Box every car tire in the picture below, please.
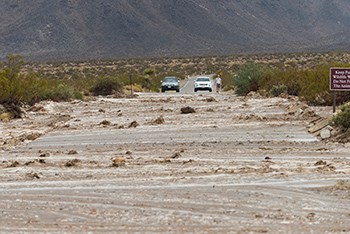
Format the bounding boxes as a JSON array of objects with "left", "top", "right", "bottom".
[
  {"left": 176, "top": 89, "right": 180, "bottom": 93},
  {"left": 194, "top": 89, "right": 197, "bottom": 92},
  {"left": 209, "top": 89, "right": 212, "bottom": 92},
  {"left": 161, "top": 89, "right": 165, "bottom": 93}
]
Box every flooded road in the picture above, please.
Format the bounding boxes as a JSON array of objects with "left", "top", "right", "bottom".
[{"left": 0, "top": 92, "right": 350, "bottom": 233}]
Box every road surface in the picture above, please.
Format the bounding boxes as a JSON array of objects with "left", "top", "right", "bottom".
[{"left": 0, "top": 92, "right": 349, "bottom": 233}]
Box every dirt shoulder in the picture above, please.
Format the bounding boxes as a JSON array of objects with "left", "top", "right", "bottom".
[{"left": 0, "top": 92, "right": 350, "bottom": 233}]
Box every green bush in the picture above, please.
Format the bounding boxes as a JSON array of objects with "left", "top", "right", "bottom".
[
  {"left": 218, "top": 70, "right": 235, "bottom": 91},
  {"left": 42, "top": 84, "right": 81, "bottom": 102},
  {"left": 0, "top": 55, "right": 50, "bottom": 105},
  {"left": 259, "top": 68, "right": 303, "bottom": 96},
  {"left": 332, "top": 103, "right": 350, "bottom": 131},
  {"left": 233, "top": 63, "right": 264, "bottom": 96},
  {"left": 90, "top": 76, "right": 122, "bottom": 96},
  {"left": 259, "top": 64, "right": 350, "bottom": 105},
  {"left": 298, "top": 65, "right": 330, "bottom": 105},
  {"left": 0, "top": 54, "right": 89, "bottom": 108}
]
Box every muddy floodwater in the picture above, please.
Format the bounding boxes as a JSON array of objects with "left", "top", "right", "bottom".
[{"left": 0, "top": 92, "right": 350, "bottom": 233}]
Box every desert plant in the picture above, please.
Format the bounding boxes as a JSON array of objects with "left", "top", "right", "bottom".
[
  {"left": 90, "top": 76, "right": 122, "bottom": 96},
  {"left": 143, "top": 68, "right": 156, "bottom": 76},
  {"left": 298, "top": 65, "right": 330, "bottom": 105},
  {"left": 218, "top": 70, "right": 235, "bottom": 91},
  {"left": 0, "top": 55, "right": 50, "bottom": 105},
  {"left": 259, "top": 63, "right": 350, "bottom": 105},
  {"left": 43, "top": 84, "right": 81, "bottom": 102},
  {"left": 233, "top": 63, "right": 265, "bottom": 96},
  {"left": 259, "top": 68, "right": 302, "bottom": 96},
  {"left": 332, "top": 103, "right": 350, "bottom": 131}
]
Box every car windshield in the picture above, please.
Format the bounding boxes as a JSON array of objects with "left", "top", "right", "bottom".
[
  {"left": 196, "top": 77, "right": 210, "bottom": 82},
  {"left": 163, "top": 77, "right": 177, "bottom": 82}
]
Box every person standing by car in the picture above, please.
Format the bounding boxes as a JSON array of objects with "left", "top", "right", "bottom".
[{"left": 215, "top": 76, "right": 222, "bottom": 93}]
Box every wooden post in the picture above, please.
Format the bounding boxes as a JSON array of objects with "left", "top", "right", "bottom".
[
  {"left": 129, "top": 74, "right": 133, "bottom": 95},
  {"left": 333, "top": 91, "right": 336, "bottom": 113}
]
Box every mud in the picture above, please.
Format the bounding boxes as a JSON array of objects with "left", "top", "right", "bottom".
[{"left": 0, "top": 92, "right": 350, "bottom": 233}]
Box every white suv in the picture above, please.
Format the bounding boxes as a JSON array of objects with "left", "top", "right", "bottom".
[{"left": 194, "top": 76, "right": 212, "bottom": 92}]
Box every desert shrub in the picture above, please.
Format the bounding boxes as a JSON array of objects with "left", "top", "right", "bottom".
[
  {"left": 218, "top": 70, "right": 235, "bottom": 91},
  {"left": 64, "top": 76, "right": 95, "bottom": 95},
  {"left": 42, "top": 84, "right": 82, "bottom": 102},
  {"left": 124, "top": 83, "right": 144, "bottom": 93},
  {"left": 259, "top": 68, "right": 303, "bottom": 96},
  {"left": 332, "top": 103, "right": 350, "bottom": 131},
  {"left": 270, "top": 84, "right": 288, "bottom": 97},
  {"left": 140, "top": 76, "right": 152, "bottom": 91},
  {"left": 0, "top": 55, "right": 50, "bottom": 105},
  {"left": 233, "top": 63, "right": 265, "bottom": 96},
  {"left": 298, "top": 65, "right": 330, "bottom": 105},
  {"left": 90, "top": 76, "right": 122, "bottom": 96},
  {"left": 143, "top": 68, "right": 156, "bottom": 76},
  {"left": 259, "top": 64, "right": 350, "bottom": 105}
]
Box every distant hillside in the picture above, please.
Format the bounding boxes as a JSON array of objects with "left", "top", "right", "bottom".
[{"left": 1, "top": 0, "right": 350, "bottom": 61}]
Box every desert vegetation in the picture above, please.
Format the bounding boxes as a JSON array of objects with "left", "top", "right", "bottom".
[
  {"left": 332, "top": 103, "right": 350, "bottom": 131},
  {"left": 22, "top": 51, "right": 350, "bottom": 104},
  {"left": 0, "top": 55, "right": 84, "bottom": 114},
  {"left": 2, "top": 51, "right": 350, "bottom": 119},
  {"left": 234, "top": 62, "right": 350, "bottom": 106}
]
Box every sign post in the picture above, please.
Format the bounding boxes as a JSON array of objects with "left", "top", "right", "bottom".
[
  {"left": 330, "top": 68, "right": 350, "bottom": 113},
  {"left": 129, "top": 74, "right": 133, "bottom": 95}
]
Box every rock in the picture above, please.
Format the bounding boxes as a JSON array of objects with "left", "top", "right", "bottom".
[
  {"left": 39, "top": 153, "right": 50, "bottom": 157},
  {"left": 112, "top": 156, "right": 125, "bottom": 167},
  {"left": 181, "top": 106, "right": 195, "bottom": 114},
  {"left": 171, "top": 152, "right": 181, "bottom": 159},
  {"left": 320, "top": 126, "right": 332, "bottom": 139},
  {"left": 151, "top": 115, "right": 165, "bottom": 125},
  {"left": 315, "top": 160, "right": 327, "bottom": 166},
  {"left": 206, "top": 97, "right": 216, "bottom": 102},
  {"left": 65, "top": 159, "right": 81, "bottom": 167},
  {"left": 68, "top": 150, "right": 78, "bottom": 155},
  {"left": 26, "top": 172, "right": 41, "bottom": 179},
  {"left": 99, "top": 120, "right": 111, "bottom": 126},
  {"left": 128, "top": 121, "right": 139, "bottom": 128},
  {"left": 295, "top": 108, "right": 304, "bottom": 116},
  {"left": 38, "top": 159, "right": 46, "bottom": 164},
  {"left": 8, "top": 161, "right": 20, "bottom": 168}
]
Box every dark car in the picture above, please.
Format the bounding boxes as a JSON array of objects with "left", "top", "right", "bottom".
[{"left": 161, "top": 76, "right": 180, "bottom": 92}]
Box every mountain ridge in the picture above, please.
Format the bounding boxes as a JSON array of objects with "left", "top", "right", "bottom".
[{"left": 1, "top": 0, "right": 350, "bottom": 61}]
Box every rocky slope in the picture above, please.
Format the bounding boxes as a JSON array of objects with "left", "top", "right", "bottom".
[{"left": 1, "top": 0, "right": 350, "bottom": 60}]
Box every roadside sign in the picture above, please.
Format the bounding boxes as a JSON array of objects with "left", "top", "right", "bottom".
[
  {"left": 330, "top": 68, "right": 350, "bottom": 91},
  {"left": 330, "top": 68, "right": 350, "bottom": 113}
]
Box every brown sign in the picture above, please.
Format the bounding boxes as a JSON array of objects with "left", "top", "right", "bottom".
[{"left": 330, "top": 68, "right": 350, "bottom": 91}]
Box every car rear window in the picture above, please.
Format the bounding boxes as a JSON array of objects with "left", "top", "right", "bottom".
[
  {"left": 196, "top": 78, "right": 210, "bottom": 82},
  {"left": 163, "top": 77, "right": 177, "bottom": 82}
]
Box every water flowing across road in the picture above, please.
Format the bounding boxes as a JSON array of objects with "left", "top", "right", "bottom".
[{"left": 0, "top": 92, "right": 349, "bottom": 233}]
